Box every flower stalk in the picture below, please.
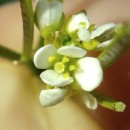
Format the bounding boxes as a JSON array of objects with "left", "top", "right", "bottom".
[
  {"left": 0, "top": 45, "right": 20, "bottom": 60},
  {"left": 19, "top": 0, "right": 34, "bottom": 61},
  {"left": 92, "top": 92, "right": 126, "bottom": 112}
]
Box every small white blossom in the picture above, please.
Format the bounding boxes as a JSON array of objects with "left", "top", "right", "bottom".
[
  {"left": 35, "top": 0, "right": 62, "bottom": 31},
  {"left": 67, "top": 12, "right": 89, "bottom": 33},
  {"left": 34, "top": 44, "right": 103, "bottom": 107},
  {"left": 66, "top": 12, "right": 115, "bottom": 48}
]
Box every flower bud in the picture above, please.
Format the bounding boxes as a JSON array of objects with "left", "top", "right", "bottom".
[
  {"left": 66, "top": 11, "right": 89, "bottom": 35},
  {"left": 35, "top": 0, "right": 64, "bottom": 38}
]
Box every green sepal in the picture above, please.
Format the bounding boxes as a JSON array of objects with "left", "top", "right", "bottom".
[
  {"left": 41, "top": 26, "right": 54, "bottom": 39},
  {"left": 34, "top": 10, "right": 39, "bottom": 29},
  {"left": 69, "top": 30, "right": 79, "bottom": 40},
  {"left": 95, "top": 28, "right": 115, "bottom": 43},
  {"left": 35, "top": 12, "right": 65, "bottom": 39},
  {"left": 88, "top": 24, "right": 95, "bottom": 32},
  {"left": 44, "top": 31, "right": 70, "bottom": 48},
  {"left": 55, "top": 32, "right": 70, "bottom": 47},
  {"left": 98, "top": 23, "right": 130, "bottom": 69},
  {"left": 92, "top": 92, "right": 126, "bottom": 112},
  {"left": 56, "top": 13, "right": 65, "bottom": 30}
]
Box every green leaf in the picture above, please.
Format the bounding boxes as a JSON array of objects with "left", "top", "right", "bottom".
[
  {"left": 19, "top": 0, "right": 34, "bottom": 61},
  {"left": 92, "top": 92, "right": 126, "bottom": 112},
  {"left": 98, "top": 23, "right": 130, "bottom": 69},
  {"left": 0, "top": 45, "right": 20, "bottom": 60}
]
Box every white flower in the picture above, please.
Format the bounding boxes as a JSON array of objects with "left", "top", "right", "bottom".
[
  {"left": 66, "top": 12, "right": 115, "bottom": 48},
  {"left": 34, "top": 44, "right": 103, "bottom": 107},
  {"left": 35, "top": 0, "right": 62, "bottom": 31},
  {"left": 34, "top": 44, "right": 103, "bottom": 90},
  {"left": 67, "top": 12, "right": 89, "bottom": 33}
]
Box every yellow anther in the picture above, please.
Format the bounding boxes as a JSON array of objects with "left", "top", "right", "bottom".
[
  {"left": 63, "top": 73, "right": 69, "bottom": 79},
  {"left": 54, "top": 62, "right": 65, "bottom": 73},
  {"left": 69, "top": 65, "right": 76, "bottom": 71},
  {"left": 62, "top": 56, "right": 70, "bottom": 63},
  {"left": 48, "top": 56, "right": 56, "bottom": 62}
]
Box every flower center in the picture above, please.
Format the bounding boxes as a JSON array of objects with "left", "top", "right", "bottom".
[
  {"left": 54, "top": 62, "right": 65, "bottom": 73},
  {"left": 48, "top": 55, "right": 77, "bottom": 78},
  {"left": 62, "top": 56, "right": 70, "bottom": 63},
  {"left": 69, "top": 65, "right": 76, "bottom": 71}
]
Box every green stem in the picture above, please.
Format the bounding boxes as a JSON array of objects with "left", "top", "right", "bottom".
[
  {"left": 0, "top": 45, "right": 21, "bottom": 60},
  {"left": 0, "top": 45, "right": 41, "bottom": 76},
  {"left": 19, "top": 0, "right": 34, "bottom": 61},
  {"left": 92, "top": 92, "right": 126, "bottom": 112}
]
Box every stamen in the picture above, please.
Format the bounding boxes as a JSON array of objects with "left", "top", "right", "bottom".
[
  {"left": 48, "top": 56, "right": 56, "bottom": 62},
  {"left": 54, "top": 62, "right": 65, "bottom": 73},
  {"left": 63, "top": 72, "right": 69, "bottom": 79},
  {"left": 62, "top": 56, "right": 70, "bottom": 63},
  {"left": 69, "top": 65, "right": 76, "bottom": 71}
]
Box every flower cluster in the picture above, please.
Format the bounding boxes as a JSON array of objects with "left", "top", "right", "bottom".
[
  {"left": 34, "top": 0, "right": 116, "bottom": 109},
  {"left": 66, "top": 11, "right": 115, "bottom": 50},
  {"left": 34, "top": 44, "right": 103, "bottom": 109}
]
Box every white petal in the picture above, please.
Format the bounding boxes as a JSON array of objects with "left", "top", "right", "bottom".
[
  {"left": 39, "top": 89, "right": 67, "bottom": 107},
  {"left": 67, "top": 13, "right": 89, "bottom": 33},
  {"left": 90, "top": 23, "right": 115, "bottom": 39},
  {"left": 40, "top": 70, "right": 73, "bottom": 87},
  {"left": 82, "top": 92, "right": 97, "bottom": 109},
  {"left": 33, "top": 44, "right": 56, "bottom": 69},
  {"left": 57, "top": 46, "right": 87, "bottom": 58},
  {"left": 97, "top": 39, "right": 113, "bottom": 48},
  {"left": 75, "top": 57, "right": 103, "bottom": 91},
  {"left": 77, "top": 28, "right": 91, "bottom": 42},
  {"left": 36, "top": 0, "right": 62, "bottom": 29}
]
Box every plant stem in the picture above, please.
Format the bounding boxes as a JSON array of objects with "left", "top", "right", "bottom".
[
  {"left": 92, "top": 92, "right": 126, "bottom": 112},
  {"left": 19, "top": 0, "right": 34, "bottom": 61},
  {"left": 0, "top": 45, "right": 21, "bottom": 60}
]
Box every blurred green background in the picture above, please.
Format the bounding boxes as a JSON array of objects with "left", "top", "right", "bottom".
[{"left": 0, "top": 0, "right": 16, "bottom": 5}]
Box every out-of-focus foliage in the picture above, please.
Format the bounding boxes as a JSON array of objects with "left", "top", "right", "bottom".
[{"left": 0, "top": 0, "right": 16, "bottom": 5}]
